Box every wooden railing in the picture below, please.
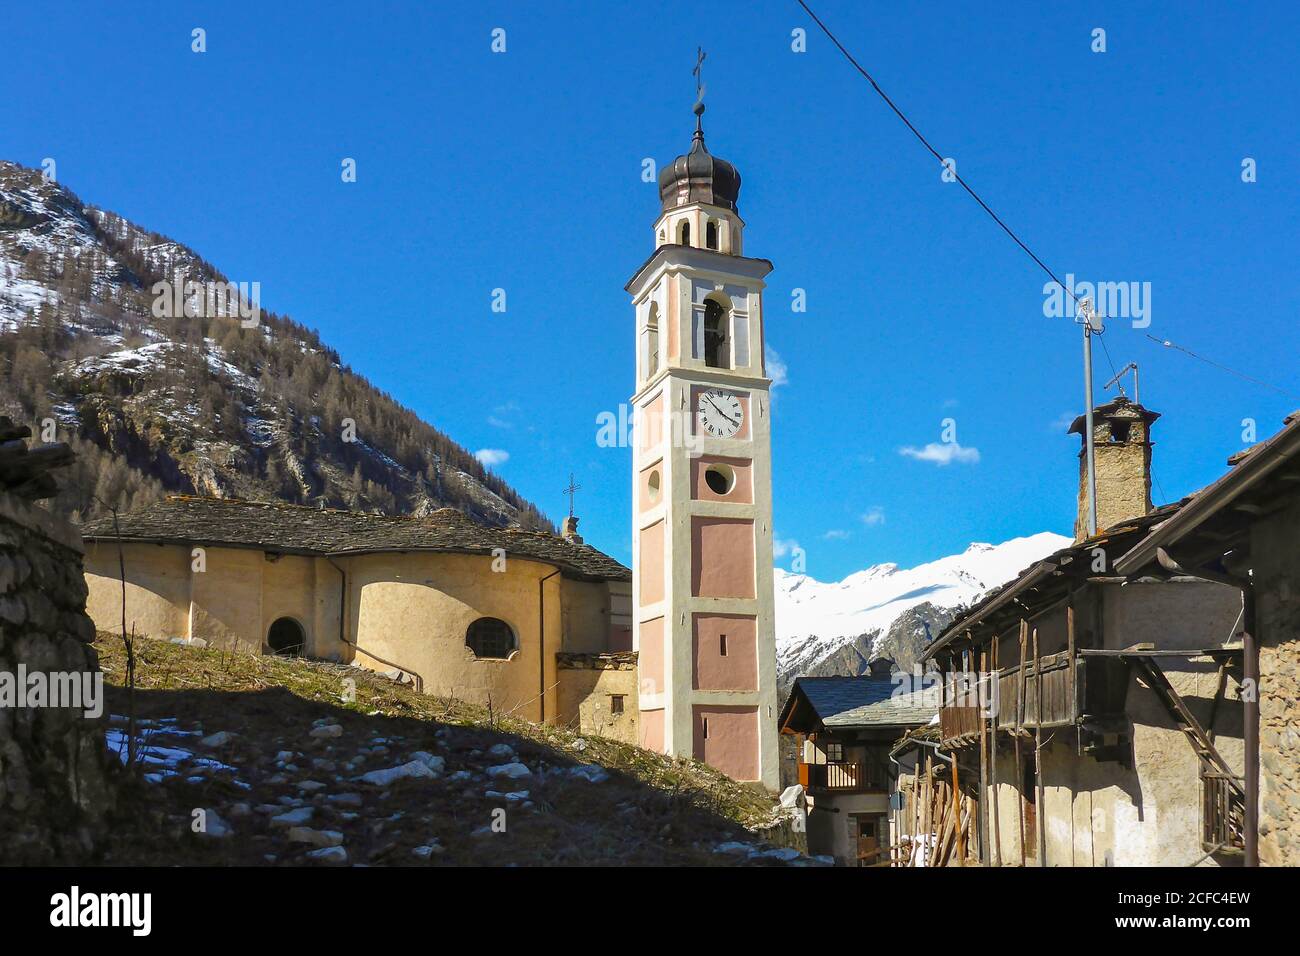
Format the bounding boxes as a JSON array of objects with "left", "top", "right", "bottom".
[
  {"left": 800, "top": 761, "right": 882, "bottom": 793},
  {"left": 1202, "top": 772, "right": 1246, "bottom": 853}
]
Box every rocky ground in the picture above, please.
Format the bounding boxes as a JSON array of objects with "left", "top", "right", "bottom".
[{"left": 92, "top": 635, "right": 813, "bottom": 867}]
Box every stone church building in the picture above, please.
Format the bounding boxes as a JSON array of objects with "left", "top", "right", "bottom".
[
  {"left": 79, "top": 104, "right": 783, "bottom": 790},
  {"left": 81, "top": 497, "right": 639, "bottom": 744}
]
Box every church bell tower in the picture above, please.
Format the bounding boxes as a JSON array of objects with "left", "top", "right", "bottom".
[{"left": 626, "top": 96, "right": 780, "bottom": 790}]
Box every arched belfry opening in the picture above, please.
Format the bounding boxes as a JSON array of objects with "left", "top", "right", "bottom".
[
  {"left": 678, "top": 220, "right": 691, "bottom": 246},
  {"left": 267, "top": 617, "right": 306, "bottom": 656},
  {"left": 703, "top": 299, "right": 728, "bottom": 369},
  {"left": 705, "top": 220, "right": 718, "bottom": 250}
]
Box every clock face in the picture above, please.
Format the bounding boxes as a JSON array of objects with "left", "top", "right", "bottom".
[{"left": 698, "top": 388, "right": 744, "bottom": 439}]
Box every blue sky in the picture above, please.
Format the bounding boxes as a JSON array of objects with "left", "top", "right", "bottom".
[{"left": 5, "top": 1, "right": 1298, "bottom": 580}]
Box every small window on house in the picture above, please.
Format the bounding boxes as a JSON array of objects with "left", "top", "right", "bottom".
[
  {"left": 610, "top": 694, "right": 625, "bottom": 715},
  {"left": 703, "top": 299, "right": 728, "bottom": 369},
  {"left": 706, "top": 221, "right": 718, "bottom": 249},
  {"left": 719, "top": 633, "right": 728, "bottom": 656},
  {"left": 678, "top": 220, "right": 691, "bottom": 246},
  {"left": 267, "top": 617, "right": 306, "bottom": 656},
  {"left": 466, "top": 617, "right": 517, "bottom": 659},
  {"left": 825, "top": 742, "right": 844, "bottom": 763}
]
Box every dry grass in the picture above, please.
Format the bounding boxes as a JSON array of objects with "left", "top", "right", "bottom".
[{"left": 92, "top": 634, "right": 783, "bottom": 867}]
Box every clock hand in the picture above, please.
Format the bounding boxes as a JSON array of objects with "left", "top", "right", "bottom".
[{"left": 706, "top": 397, "right": 739, "bottom": 425}]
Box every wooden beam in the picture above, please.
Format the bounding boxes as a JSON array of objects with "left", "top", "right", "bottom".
[
  {"left": 991, "top": 634, "right": 1002, "bottom": 867},
  {"left": 1034, "top": 625, "right": 1046, "bottom": 867}
]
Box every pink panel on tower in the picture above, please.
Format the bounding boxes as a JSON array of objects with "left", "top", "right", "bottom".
[
  {"left": 691, "top": 517, "right": 755, "bottom": 598},
  {"left": 692, "top": 705, "right": 760, "bottom": 781},
  {"left": 692, "top": 614, "right": 757, "bottom": 691}
]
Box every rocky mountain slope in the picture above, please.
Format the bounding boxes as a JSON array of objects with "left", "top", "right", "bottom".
[
  {"left": 774, "top": 532, "right": 1071, "bottom": 695},
  {"left": 0, "top": 160, "right": 550, "bottom": 528}
]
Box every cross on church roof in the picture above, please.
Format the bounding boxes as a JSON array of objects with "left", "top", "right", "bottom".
[{"left": 562, "top": 472, "right": 581, "bottom": 518}]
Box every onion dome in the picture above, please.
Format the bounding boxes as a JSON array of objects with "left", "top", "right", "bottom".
[{"left": 658, "top": 103, "right": 741, "bottom": 213}]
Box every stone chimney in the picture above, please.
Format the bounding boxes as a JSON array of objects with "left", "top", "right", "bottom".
[
  {"left": 868, "top": 657, "right": 893, "bottom": 678},
  {"left": 1068, "top": 396, "right": 1160, "bottom": 541},
  {"left": 561, "top": 514, "right": 583, "bottom": 544}
]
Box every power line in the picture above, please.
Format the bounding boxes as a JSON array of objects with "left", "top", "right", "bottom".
[
  {"left": 795, "top": 0, "right": 1087, "bottom": 310},
  {"left": 1145, "top": 334, "right": 1300, "bottom": 403}
]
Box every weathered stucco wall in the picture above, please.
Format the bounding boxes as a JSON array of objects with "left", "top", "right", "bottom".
[
  {"left": 86, "top": 543, "right": 340, "bottom": 656},
  {"left": 556, "top": 652, "right": 639, "bottom": 744},
  {"left": 807, "top": 791, "right": 890, "bottom": 866},
  {"left": 1253, "top": 496, "right": 1300, "bottom": 865},
  {"left": 981, "top": 581, "right": 1245, "bottom": 866},
  {"left": 0, "top": 492, "right": 111, "bottom": 863},
  {"left": 84, "top": 542, "right": 623, "bottom": 729}
]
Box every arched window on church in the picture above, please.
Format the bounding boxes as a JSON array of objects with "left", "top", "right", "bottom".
[
  {"left": 703, "top": 299, "right": 728, "bottom": 369},
  {"left": 705, "top": 220, "right": 718, "bottom": 250},
  {"left": 466, "top": 617, "right": 517, "bottom": 660},
  {"left": 678, "top": 220, "right": 691, "bottom": 246},
  {"left": 267, "top": 617, "right": 306, "bottom": 656},
  {"left": 645, "top": 303, "right": 660, "bottom": 378}
]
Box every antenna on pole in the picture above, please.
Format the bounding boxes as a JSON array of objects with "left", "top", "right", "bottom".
[
  {"left": 1104, "top": 362, "right": 1140, "bottom": 405},
  {"left": 1077, "top": 297, "right": 1102, "bottom": 538}
]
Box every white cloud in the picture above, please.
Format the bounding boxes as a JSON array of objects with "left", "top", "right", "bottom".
[
  {"left": 773, "top": 537, "right": 800, "bottom": 558},
  {"left": 860, "top": 506, "right": 886, "bottom": 527},
  {"left": 474, "top": 448, "right": 510, "bottom": 467},
  {"left": 898, "top": 441, "right": 980, "bottom": 466},
  {"left": 1050, "top": 411, "right": 1076, "bottom": 433},
  {"left": 765, "top": 345, "right": 788, "bottom": 389},
  {"left": 822, "top": 529, "right": 850, "bottom": 541},
  {"left": 488, "top": 401, "right": 521, "bottom": 429}
]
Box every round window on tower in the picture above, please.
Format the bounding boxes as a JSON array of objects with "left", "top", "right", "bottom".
[{"left": 704, "top": 463, "right": 735, "bottom": 496}]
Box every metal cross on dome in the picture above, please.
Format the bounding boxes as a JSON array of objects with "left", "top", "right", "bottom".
[
  {"left": 562, "top": 472, "right": 581, "bottom": 518},
  {"left": 693, "top": 46, "right": 707, "bottom": 107}
]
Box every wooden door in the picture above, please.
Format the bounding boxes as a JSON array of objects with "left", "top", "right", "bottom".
[{"left": 851, "top": 813, "right": 886, "bottom": 866}]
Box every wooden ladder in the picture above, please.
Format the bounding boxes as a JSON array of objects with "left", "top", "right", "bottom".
[
  {"left": 1129, "top": 654, "right": 1246, "bottom": 853},
  {"left": 1129, "top": 656, "right": 1242, "bottom": 788}
]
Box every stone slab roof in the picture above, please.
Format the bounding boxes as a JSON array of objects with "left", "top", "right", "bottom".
[
  {"left": 788, "top": 676, "right": 937, "bottom": 731},
  {"left": 80, "top": 496, "right": 631, "bottom": 582}
]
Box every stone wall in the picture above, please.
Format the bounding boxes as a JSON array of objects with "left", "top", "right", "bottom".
[
  {"left": 0, "top": 491, "right": 112, "bottom": 863},
  {"left": 1253, "top": 495, "right": 1300, "bottom": 866},
  {"left": 555, "top": 651, "right": 640, "bottom": 745}
]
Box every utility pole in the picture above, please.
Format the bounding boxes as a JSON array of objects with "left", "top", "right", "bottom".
[{"left": 1079, "top": 297, "right": 1100, "bottom": 538}]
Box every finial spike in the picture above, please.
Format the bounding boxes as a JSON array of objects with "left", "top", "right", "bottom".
[{"left": 692, "top": 46, "right": 707, "bottom": 139}]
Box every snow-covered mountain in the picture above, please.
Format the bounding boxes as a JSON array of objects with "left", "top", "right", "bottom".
[{"left": 774, "top": 532, "right": 1071, "bottom": 693}]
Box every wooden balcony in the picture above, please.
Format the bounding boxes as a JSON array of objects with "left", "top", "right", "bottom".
[
  {"left": 798, "top": 761, "right": 884, "bottom": 794},
  {"left": 938, "top": 653, "right": 1131, "bottom": 746}
]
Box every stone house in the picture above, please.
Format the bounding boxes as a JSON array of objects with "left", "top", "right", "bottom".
[
  {"left": 778, "top": 666, "right": 935, "bottom": 865},
  {"left": 80, "top": 496, "right": 640, "bottom": 745},
  {"left": 1115, "top": 409, "right": 1300, "bottom": 865},
  {"left": 922, "top": 398, "right": 1251, "bottom": 866}
]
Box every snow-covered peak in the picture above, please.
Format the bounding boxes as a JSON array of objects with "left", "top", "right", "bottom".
[{"left": 775, "top": 531, "right": 1070, "bottom": 680}]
